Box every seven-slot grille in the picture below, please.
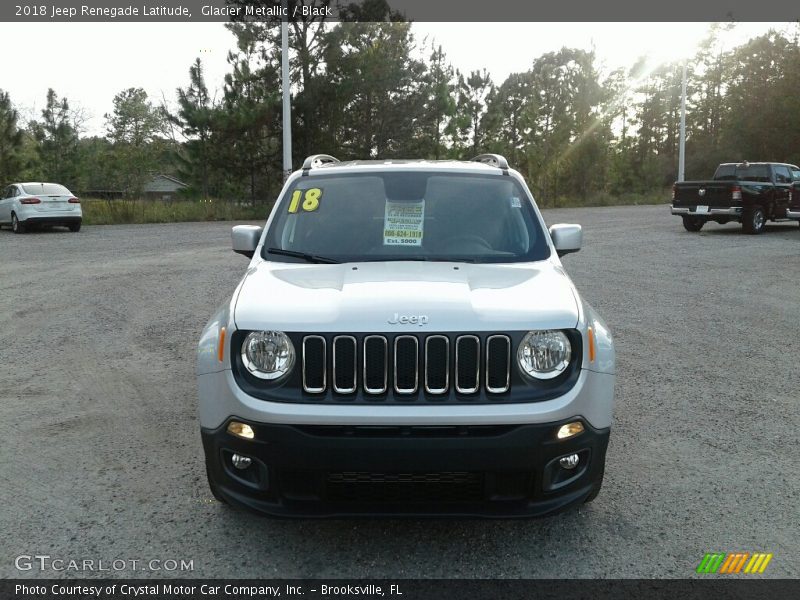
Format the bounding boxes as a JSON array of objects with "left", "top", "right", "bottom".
[{"left": 301, "top": 334, "right": 511, "bottom": 396}]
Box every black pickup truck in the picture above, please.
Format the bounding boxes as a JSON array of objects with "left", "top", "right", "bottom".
[{"left": 671, "top": 162, "right": 800, "bottom": 234}]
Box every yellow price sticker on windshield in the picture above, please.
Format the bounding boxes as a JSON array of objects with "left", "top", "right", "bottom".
[{"left": 288, "top": 188, "right": 322, "bottom": 213}]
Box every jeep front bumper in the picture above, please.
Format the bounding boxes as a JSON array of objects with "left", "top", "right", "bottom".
[{"left": 202, "top": 417, "right": 609, "bottom": 517}]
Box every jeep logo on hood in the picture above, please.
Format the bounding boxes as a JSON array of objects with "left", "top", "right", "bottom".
[{"left": 388, "top": 313, "right": 429, "bottom": 326}]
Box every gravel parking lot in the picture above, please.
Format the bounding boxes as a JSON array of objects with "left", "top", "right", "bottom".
[{"left": 1, "top": 204, "right": 798, "bottom": 579}]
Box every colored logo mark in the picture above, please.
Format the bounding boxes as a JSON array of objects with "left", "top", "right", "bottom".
[{"left": 696, "top": 552, "right": 773, "bottom": 574}]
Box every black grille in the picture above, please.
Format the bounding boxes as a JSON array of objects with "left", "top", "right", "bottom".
[
  {"left": 363, "top": 336, "right": 387, "bottom": 393},
  {"left": 332, "top": 336, "right": 357, "bottom": 393},
  {"left": 302, "top": 333, "right": 513, "bottom": 398},
  {"left": 486, "top": 335, "right": 511, "bottom": 392},
  {"left": 425, "top": 336, "right": 449, "bottom": 393},
  {"left": 326, "top": 472, "right": 485, "bottom": 503},
  {"left": 456, "top": 336, "right": 480, "bottom": 393},
  {"left": 302, "top": 336, "right": 326, "bottom": 393},
  {"left": 394, "top": 336, "right": 418, "bottom": 393},
  {"left": 292, "top": 424, "right": 520, "bottom": 437},
  {"left": 238, "top": 329, "right": 581, "bottom": 405}
]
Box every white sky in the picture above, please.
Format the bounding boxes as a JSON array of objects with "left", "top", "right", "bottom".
[{"left": 0, "top": 21, "right": 790, "bottom": 136}]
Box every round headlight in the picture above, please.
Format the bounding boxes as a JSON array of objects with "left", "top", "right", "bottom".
[
  {"left": 241, "top": 331, "right": 295, "bottom": 380},
  {"left": 517, "top": 330, "right": 572, "bottom": 380}
]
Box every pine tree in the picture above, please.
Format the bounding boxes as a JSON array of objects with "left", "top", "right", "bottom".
[
  {"left": 30, "top": 89, "right": 80, "bottom": 186},
  {"left": 0, "top": 90, "right": 24, "bottom": 184},
  {"left": 106, "top": 87, "right": 165, "bottom": 197}
]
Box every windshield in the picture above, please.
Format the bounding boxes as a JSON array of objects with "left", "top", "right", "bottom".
[
  {"left": 262, "top": 171, "right": 551, "bottom": 263},
  {"left": 21, "top": 183, "right": 72, "bottom": 195},
  {"left": 713, "top": 164, "right": 772, "bottom": 182}
]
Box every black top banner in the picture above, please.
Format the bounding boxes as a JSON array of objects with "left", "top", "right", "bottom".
[{"left": 2, "top": 0, "right": 800, "bottom": 22}]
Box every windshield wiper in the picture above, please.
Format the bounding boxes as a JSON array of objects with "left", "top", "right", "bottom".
[
  {"left": 266, "top": 248, "right": 340, "bottom": 264},
  {"left": 360, "top": 256, "right": 478, "bottom": 263}
]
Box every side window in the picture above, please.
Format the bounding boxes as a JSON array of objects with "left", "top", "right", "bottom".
[
  {"left": 773, "top": 166, "right": 792, "bottom": 184},
  {"left": 791, "top": 168, "right": 800, "bottom": 182}
]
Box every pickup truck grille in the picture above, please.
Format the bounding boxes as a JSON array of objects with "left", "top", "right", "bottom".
[{"left": 301, "top": 333, "right": 512, "bottom": 396}]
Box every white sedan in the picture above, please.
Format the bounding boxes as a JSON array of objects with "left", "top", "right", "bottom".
[{"left": 0, "top": 182, "right": 82, "bottom": 233}]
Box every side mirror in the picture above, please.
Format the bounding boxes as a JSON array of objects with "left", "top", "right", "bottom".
[
  {"left": 232, "top": 225, "right": 263, "bottom": 258},
  {"left": 549, "top": 224, "right": 582, "bottom": 257}
]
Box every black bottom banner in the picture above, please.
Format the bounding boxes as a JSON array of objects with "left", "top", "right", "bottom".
[{"left": 2, "top": 580, "right": 799, "bottom": 600}]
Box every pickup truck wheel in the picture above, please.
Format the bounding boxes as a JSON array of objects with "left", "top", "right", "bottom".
[
  {"left": 682, "top": 216, "right": 705, "bottom": 232},
  {"left": 743, "top": 208, "right": 766, "bottom": 234}
]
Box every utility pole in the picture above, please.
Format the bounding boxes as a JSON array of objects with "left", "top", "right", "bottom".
[
  {"left": 678, "top": 61, "right": 687, "bottom": 182},
  {"left": 281, "top": 0, "right": 292, "bottom": 181}
]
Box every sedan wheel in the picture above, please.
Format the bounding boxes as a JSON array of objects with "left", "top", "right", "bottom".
[{"left": 11, "top": 213, "right": 25, "bottom": 234}]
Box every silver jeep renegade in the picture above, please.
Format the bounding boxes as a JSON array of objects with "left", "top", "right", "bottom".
[{"left": 197, "top": 154, "right": 614, "bottom": 517}]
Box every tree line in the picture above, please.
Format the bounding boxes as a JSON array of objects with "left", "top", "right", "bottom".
[{"left": 1, "top": 4, "right": 799, "bottom": 207}]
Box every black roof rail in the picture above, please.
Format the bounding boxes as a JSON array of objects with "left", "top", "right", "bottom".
[
  {"left": 302, "top": 154, "right": 340, "bottom": 172},
  {"left": 471, "top": 154, "right": 509, "bottom": 170}
]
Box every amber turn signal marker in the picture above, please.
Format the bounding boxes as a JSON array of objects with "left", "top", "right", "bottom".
[
  {"left": 556, "top": 421, "right": 585, "bottom": 440},
  {"left": 587, "top": 327, "right": 596, "bottom": 363},
  {"left": 227, "top": 421, "right": 255, "bottom": 440},
  {"left": 218, "top": 327, "right": 226, "bottom": 362}
]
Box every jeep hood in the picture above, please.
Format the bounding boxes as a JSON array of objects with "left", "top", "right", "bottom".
[{"left": 233, "top": 261, "right": 580, "bottom": 332}]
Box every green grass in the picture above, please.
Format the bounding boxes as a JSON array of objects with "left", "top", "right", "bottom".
[
  {"left": 80, "top": 199, "right": 269, "bottom": 226},
  {"left": 540, "top": 189, "right": 671, "bottom": 209}
]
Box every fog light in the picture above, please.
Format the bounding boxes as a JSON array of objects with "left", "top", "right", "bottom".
[
  {"left": 231, "top": 454, "right": 252, "bottom": 470},
  {"left": 556, "top": 421, "right": 584, "bottom": 440},
  {"left": 227, "top": 421, "right": 255, "bottom": 440},
  {"left": 559, "top": 453, "right": 580, "bottom": 470}
]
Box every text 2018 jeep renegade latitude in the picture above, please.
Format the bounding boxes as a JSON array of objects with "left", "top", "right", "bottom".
[{"left": 197, "top": 154, "right": 615, "bottom": 517}]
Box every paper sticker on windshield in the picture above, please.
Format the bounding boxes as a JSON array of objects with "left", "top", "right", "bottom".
[
  {"left": 288, "top": 188, "right": 322, "bottom": 213},
  {"left": 510, "top": 196, "right": 522, "bottom": 208},
  {"left": 383, "top": 200, "right": 425, "bottom": 246}
]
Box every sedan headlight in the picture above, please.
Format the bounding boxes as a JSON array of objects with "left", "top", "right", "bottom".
[
  {"left": 517, "top": 330, "right": 572, "bottom": 380},
  {"left": 241, "top": 331, "right": 295, "bottom": 380}
]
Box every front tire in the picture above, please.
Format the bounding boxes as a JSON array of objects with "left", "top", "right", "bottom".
[
  {"left": 11, "top": 213, "right": 25, "bottom": 234},
  {"left": 584, "top": 464, "right": 605, "bottom": 504},
  {"left": 743, "top": 208, "right": 766, "bottom": 234},
  {"left": 682, "top": 216, "right": 705, "bottom": 232},
  {"left": 68, "top": 221, "right": 81, "bottom": 232},
  {"left": 206, "top": 463, "right": 228, "bottom": 505}
]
